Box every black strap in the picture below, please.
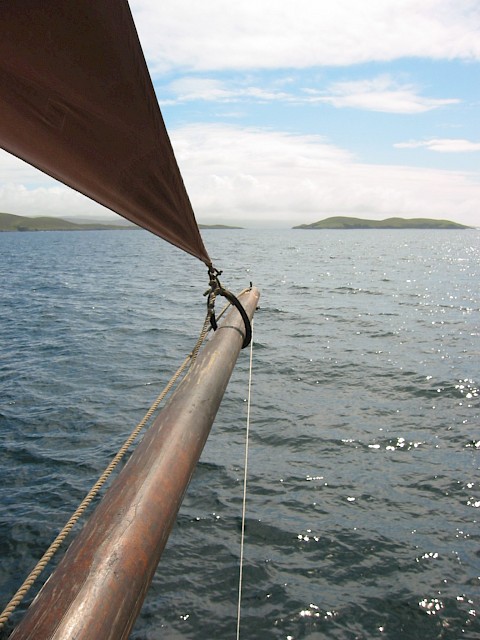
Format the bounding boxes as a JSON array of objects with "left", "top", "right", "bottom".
[{"left": 206, "top": 269, "right": 252, "bottom": 349}]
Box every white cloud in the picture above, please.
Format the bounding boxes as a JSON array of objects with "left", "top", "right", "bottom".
[
  {"left": 306, "top": 76, "right": 459, "bottom": 113},
  {"left": 162, "top": 77, "right": 235, "bottom": 103},
  {"left": 161, "top": 77, "right": 291, "bottom": 105},
  {"left": 395, "top": 138, "right": 480, "bottom": 152},
  {"left": 161, "top": 74, "right": 458, "bottom": 115},
  {"left": 131, "top": 0, "right": 480, "bottom": 72},
  {"left": 2, "top": 127, "right": 479, "bottom": 228},
  {"left": 168, "top": 124, "right": 480, "bottom": 227},
  {"left": 0, "top": 151, "right": 53, "bottom": 187},
  {"left": 0, "top": 151, "right": 116, "bottom": 219}
]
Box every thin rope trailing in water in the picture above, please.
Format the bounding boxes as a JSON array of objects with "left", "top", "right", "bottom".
[{"left": 236, "top": 318, "right": 254, "bottom": 640}]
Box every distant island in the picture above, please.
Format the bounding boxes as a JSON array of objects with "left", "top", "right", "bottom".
[
  {"left": 0, "top": 212, "right": 243, "bottom": 232},
  {"left": 198, "top": 223, "right": 243, "bottom": 229},
  {"left": 0, "top": 212, "right": 134, "bottom": 232},
  {"left": 293, "top": 216, "right": 471, "bottom": 230}
]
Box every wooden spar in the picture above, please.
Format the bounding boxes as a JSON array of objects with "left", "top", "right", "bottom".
[{"left": 10, "top": 287, "right": 260, "bottom": 640}]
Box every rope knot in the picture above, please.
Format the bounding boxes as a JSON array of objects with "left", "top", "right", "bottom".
[{"left": 205, "top": 266, "right": 252, "bottom": 348}]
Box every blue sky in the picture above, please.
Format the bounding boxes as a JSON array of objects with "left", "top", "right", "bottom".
[{"left": 1, "top": 0, "right": 479, "bottom": 228}]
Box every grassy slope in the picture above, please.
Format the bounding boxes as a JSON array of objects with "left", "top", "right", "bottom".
[
  {"left": 293, "top": 216, "right": 470, "bottom": 229},
  {"left": 0, "top": 213, "right": 242, "bottom": 232},
  {"left": 0, "top": 212, "right": 133, "bottom": 231}
]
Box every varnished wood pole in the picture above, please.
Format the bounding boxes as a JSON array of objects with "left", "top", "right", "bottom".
[{"left": 10, "top": 287, "right": 260, "bottom": 640}]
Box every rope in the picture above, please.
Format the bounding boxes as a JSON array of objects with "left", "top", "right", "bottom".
[
  {"left": 0, "top": 285, "right": 253, "bottom": 630},
  {"left": 236, "top": 318, "right": 254, "bottom": 640},
  {"left": 0, "top": 354, "right": 191, "bottom": 630},
  {"left": 0, "top": 299, "right": 218, "bottom": 630}
]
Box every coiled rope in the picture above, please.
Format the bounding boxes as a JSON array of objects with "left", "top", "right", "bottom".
[{"left": 0, "top": 285, "right": 252, "bottom": 631}]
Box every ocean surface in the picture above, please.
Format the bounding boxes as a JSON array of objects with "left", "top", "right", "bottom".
[{"left": 0, "top": 228, "right": 479, "bottom": 639}]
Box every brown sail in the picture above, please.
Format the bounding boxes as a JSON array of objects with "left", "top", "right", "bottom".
[{"left": 0, "top": 0, "right": 211, "bottom": 265}]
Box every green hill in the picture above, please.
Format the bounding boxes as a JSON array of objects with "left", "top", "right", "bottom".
[
  {"left": 0, "top": 212, "right": 134, "bottom": 232},
  {"left": 0, "top": 212, "right": 243, "bottom": 232},
  {"left": 293, "top": 216, "right": 470, "bottom": 230}
]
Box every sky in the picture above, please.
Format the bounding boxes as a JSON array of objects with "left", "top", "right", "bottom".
[{"left": 1, "top": 0, "right": 480, "bottom": 228}]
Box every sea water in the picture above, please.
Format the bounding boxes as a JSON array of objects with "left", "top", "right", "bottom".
[{"left": 0, "top": 228, "right": 479, "bottom": 639}]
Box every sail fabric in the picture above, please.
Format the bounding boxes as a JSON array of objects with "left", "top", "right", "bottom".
[{"left": 0, "top": 0, "right": 211, "bottom": 265}]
